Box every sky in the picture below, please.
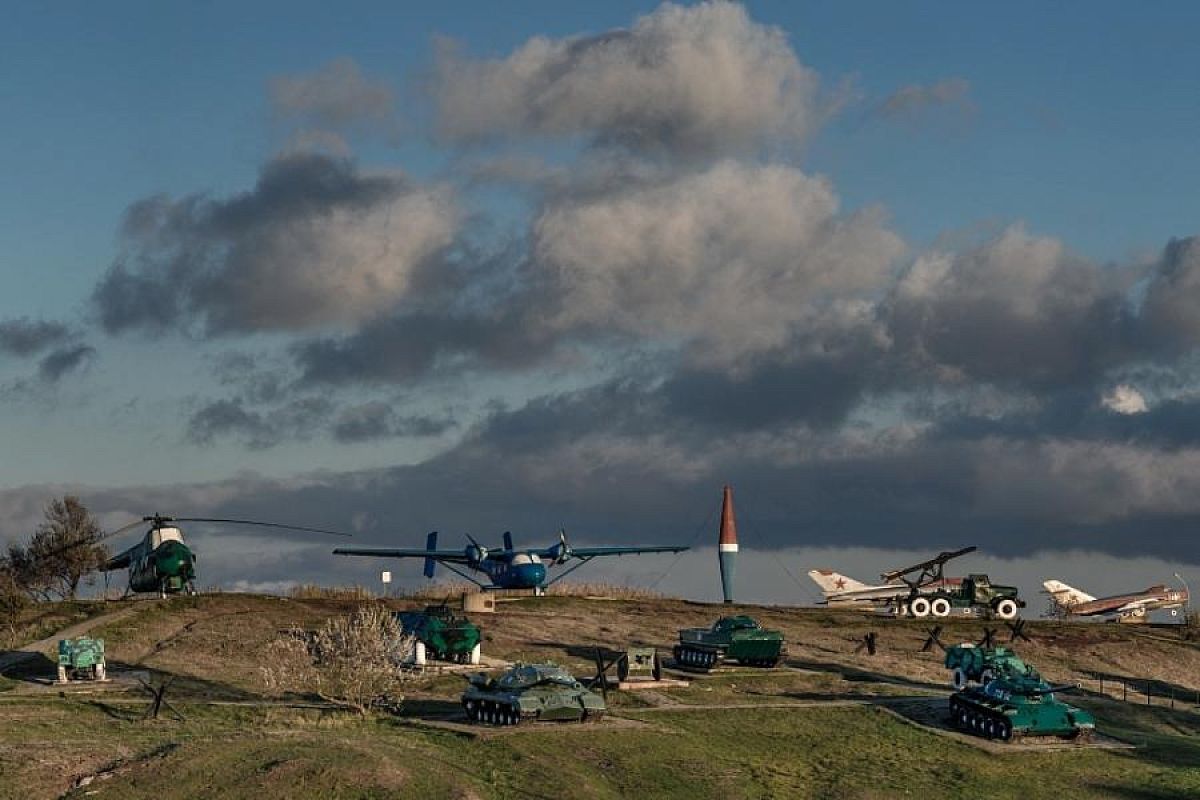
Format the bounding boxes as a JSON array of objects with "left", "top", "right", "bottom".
[{"left": 2, "top": 2, "right": 1200, "bottom": 604}]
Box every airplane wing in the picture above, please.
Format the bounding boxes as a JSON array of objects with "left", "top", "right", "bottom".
[
  {"left": 332, "top": 548, "right": 471, "bottom": 564},
  {"left": 564, "top": 545, "right": 689, "bottom": 558}
]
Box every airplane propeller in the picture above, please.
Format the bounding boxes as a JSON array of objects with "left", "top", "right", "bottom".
[
  {"left": 549, "top": 529, "right": 572, "bottom": 565},
  {"left": 464, "top": 534, "right": 489, "bottom": 565}
]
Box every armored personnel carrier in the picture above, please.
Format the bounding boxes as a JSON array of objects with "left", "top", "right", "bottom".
[
  {"left": 461, "top": 663, "right": 605, "bottom": 725},
  {"left": 395, "top": 604, "right": 482, "bottom": 665},
  {"left": 673, "top": 615, "right": 785, "bottom": 670},
  {"left": 944, "top": 643, "right": 1036, "bottom": 689},
  {"left": 946, "top": 653, "right": 1094, "bottom": 741},
  {"left": 57, "top": 636, "right": 106, "bottom": 683}
]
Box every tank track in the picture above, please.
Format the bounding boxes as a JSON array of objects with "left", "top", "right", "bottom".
[
  {"left": 949, "top": 696, "right": 1015, "bottom": 741},
  {"left": 461, "top": 699, "right": 598, "bottom": 725},
  {"left": 673, "top": 644, "right": 720, "bottom": 670}
]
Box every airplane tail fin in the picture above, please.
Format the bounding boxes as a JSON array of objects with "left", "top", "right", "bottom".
[
  {"left": 808, "top": 570, "right": 869, "bottom": 596},
  {"left": 1042, "top": 579, "right": 1095, "bottom": 607},
  {"left": 503, "top": 531, "right": 514, "bottom": 551},
  {"left": 423, "top": 531, "right": 438, "bottom": 579}
]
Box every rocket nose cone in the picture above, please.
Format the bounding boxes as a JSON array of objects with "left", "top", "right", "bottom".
[{"left": 718, "top": 485, "right": 738, "bottom": 546}]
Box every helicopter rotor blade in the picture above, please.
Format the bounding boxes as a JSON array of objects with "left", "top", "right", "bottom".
[{"left": 171, "top": 517, "right": 354, "bottom": 538}]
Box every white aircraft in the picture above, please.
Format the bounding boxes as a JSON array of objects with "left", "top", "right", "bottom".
[{"left": 1043, "top": 580, "right": 1189, "bottom": 622}]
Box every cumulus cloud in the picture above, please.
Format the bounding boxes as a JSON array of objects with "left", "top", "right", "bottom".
[
  {"left": 877, "top": 77, "right": 973, "bottom": 120},
  {"left": 270, "top": 58, "right": 398, "bottom": 135},
  {"left": 535, "top": 161, "right": 904, "bottom": 364},
  {"left": 886, "top": 225, "right": 1136, "bottom": 389},
  {"left": 433, "top": 1, "right": 820, "bottom": 155},
  {"left": 93, "top": 153, "right": 457, "bottom": 336}
]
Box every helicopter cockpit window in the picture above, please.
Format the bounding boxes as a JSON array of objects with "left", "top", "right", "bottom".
[{"left": 150, "top": 527, "right": 184, "bottom": 548}]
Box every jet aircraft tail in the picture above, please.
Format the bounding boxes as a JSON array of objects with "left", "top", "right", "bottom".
[
  {"left": 808, "top": 569, "right": 870, "bottom": 596},
  {"left": 1043, "top": 579, "right": 1096, "bottom": 608}
]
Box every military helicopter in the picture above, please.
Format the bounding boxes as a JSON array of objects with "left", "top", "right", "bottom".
[
  {"left": 335, "top": 530, "right": 688, "bottom": 593},
  {"left": 98, "top": 513, "right": 351, "bottom": 597}
]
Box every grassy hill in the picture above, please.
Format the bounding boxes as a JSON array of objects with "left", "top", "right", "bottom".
[{"left": 1, "top": 593, "right": 1198, "bottom": 799}]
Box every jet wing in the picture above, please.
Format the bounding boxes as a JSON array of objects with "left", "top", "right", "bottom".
[
  {"left": 563, "top": 545, "right": 689, "bottom": 558},
  {"left": 332, "top": 548, "right": 471, "bottom": 564}
]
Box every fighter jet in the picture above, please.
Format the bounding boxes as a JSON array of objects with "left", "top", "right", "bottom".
[{"left": 1043, "top": 579, "right": 1189, "bottom": 622}]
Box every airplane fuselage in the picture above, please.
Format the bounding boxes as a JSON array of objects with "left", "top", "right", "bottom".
[
  {"left": 478, "top": 553, "right": 548, "bottom": 589},
  {"left": 1063, "top": 587, "right": 1187, "bottom": 617}
]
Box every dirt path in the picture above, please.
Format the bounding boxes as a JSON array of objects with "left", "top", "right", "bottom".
[{"left": 0, "top": 607, "right": 137, "bottom": 674}]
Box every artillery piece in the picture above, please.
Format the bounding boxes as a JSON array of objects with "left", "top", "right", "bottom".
[
  {"left": 673, "top": 615, "right": 785, "bottom": 670},
  {"left": 945, "top": 647, "right": 1095, "bottom": 741},
  {"left": 461, "top": 663, "right": 605, "bottom": 726}
]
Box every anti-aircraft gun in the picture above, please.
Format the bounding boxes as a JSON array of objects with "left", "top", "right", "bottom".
[
  {"left": 673, "top": 616, "right": 786, "bottom": 670},
  {"left": 460, "top": 663, "right": 606, "bottom": 725},
  {"left": 945, "top": 646, "right": 1095, "bottom": 741},
  {"left": 944, "top": 643, "right": 1036, "bottom": 689}
]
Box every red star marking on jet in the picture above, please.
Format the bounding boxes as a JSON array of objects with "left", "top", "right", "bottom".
[{"left": 834, "top": 578, "right": 846, "bottom": 590}]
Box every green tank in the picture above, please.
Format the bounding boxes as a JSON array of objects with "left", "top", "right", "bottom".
[
  {"left": 673, "top": 615, "right": 786, "bottom": 670},
  {"left": 944, "top": 643, "right": 1035, "bottom": 689},
  {"left": 461, "top": 663, "right": 606, "bottom": 726},
  {"left": 57, "top": 636, "right": 106, "bottom": 683},
  {"left": 395, "top": 605, "right": 482, "bottom": 665},
  {"left": 947, "top": 659, "right": 1095, "bottom": 741}
]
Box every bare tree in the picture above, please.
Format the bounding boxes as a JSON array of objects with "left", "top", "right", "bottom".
[
  {"left": 261, "top": 604, "right": 415, "bottom": 713},
  {"left": 13, "top": 496, "right": 109, "bottom": 601},
  {"left": 0, "top": 567, "right": 28, "bottom": 645}
]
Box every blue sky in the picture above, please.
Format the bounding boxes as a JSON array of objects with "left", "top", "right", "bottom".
[{"left": 3, "top": 2, "right": 1200, "bottom": 595}]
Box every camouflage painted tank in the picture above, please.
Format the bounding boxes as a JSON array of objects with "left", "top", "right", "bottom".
[
  {"left": 461, "top": 663, "right": 605, "bottom": 726},
  {"left": 948, "top": 666, "right": 1095, "bottom": 741},
  {"left": 944, "top": 643, "right": 1035, "bottom": 689},
  {"left": 395, "top": 604, "right": 482, "bottom": 665},
  {"left": 673, "top": 615, "right": 786, "bottom": 670}
]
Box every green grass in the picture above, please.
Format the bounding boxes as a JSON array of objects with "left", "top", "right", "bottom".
[{"left": 4, "top": 595, "right": 1200, "bottom": 800}]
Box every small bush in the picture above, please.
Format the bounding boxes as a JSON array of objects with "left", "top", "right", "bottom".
[{"left": 261, "top": 604, "right": 414, "bottom": 713}]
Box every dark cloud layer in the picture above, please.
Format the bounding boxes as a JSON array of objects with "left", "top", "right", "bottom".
[{"left": 0, "top": 318, "right": 72, "bottom": 358}]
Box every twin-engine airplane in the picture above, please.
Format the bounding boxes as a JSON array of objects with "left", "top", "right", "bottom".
[
  {"left": 1043, "top": 580, "right": 1189, "bottom": 621},
  {"left": 334, "top": 530, "right": 688, "bottom": 591}
]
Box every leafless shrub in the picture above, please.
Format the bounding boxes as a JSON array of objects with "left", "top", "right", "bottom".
[{"left": 261, "top": 604, "right": 415, "bottom": 713}]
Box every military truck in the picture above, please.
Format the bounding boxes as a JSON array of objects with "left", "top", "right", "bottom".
[
  {"left": 944, "top": 643, "right": 1035, "bottom": 689},
  {"left": 394, "top": 604, "right": 482, "bottom": 666},
  {"left": 57, "top": 637, "right": 106, "bottom": 683},
  {"left": 948, "top": 665, "right": 1095, "bottom": 741},
  {"left": 909, "top": 574, "right": 1024, "bottom": 620},
  {"left": 461, "top": 663, "right": 605, "bottom": 725},
  {"left": 673, "top": 615, "right": 785, "bottom": 670}
]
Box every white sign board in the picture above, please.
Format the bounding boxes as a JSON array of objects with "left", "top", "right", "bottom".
[{"left": 381, "top": 571, "right": 392, "bottom": 584}]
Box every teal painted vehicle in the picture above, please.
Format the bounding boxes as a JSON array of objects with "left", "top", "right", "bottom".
[
  {"left": 944, "top": 643, "right": 1036, "bottom": 689},
  {"left": 57, "top": 637, "right": 106, "bottom": 682},
  {"left": 947, "top": 654, "right": 1095, "bottom": 741},
  {"left": 674, "top": 615, "right": 786, "bottom": 670},
  {"left": 461, "top": 663, "right": 606, "bottom": 725}
]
